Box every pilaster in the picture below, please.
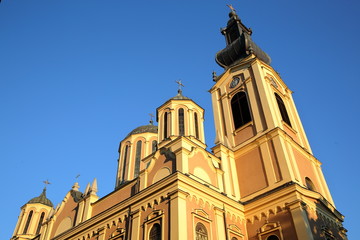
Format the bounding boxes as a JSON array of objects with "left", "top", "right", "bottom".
[
  {"left": 75, "top": 200, "right": 84, "bottom": 225},
  {"left": 246, "top": 68, "right": 266, "bottom": 133},
  {"left": 270, "top": 131, "right": 295, "bottom": 181},
  {"left": 211, "top": 88, "right": 225, "bottom": 145},
  {"left": 212, "top": 144, "right": 238, "bottom": 198},
  {"left": 82, "top": 194, "right": 99, "bottom": 221},
  {"left": 258, "top": 138, "right": 277, "bottom": 185},
  {"left": 130, "top": 209, "right": 141, "bottom": 240},
  {"left": 214, "top": 207, "right": 226, "bottom": 239},
  {"left": 168, "top": 189, "right": 189, "bottom": 240},
  {"left": 174, "top": 146, "right": 189, "bottom": 174},
  {"left": 250, "top": 61, "right": 276, "bottom": 130},
  {"left": 286, "top": 200, "right": 314, "bottom": 240}
]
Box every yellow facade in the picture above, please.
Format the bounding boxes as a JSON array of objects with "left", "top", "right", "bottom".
[{"left": 11, "top": 9, "right": 346, "bottom": 240}]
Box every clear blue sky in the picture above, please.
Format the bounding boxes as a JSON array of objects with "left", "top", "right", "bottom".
[{"left": 1, "top": 1, "right": 359, "bottom": 239}]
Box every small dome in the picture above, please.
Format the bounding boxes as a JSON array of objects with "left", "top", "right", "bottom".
[
  {"left": 126, "top": 124, "right": 158, "bottom": 137},
  {"left": 27, "top": 188, "right": 53, "bottom": 207},
  {"left": 170, "top": 89, "right": 191, "bottom": 100}
]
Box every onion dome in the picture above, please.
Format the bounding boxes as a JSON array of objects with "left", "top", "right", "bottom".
[
  {"left": 27, "top": 188, "right": 53, "bottom": 207},
  {"left": 215, "top": 8, "right": 271, "bottom": 69},
  {"left": 126, "top": 122, "right": 158, "bottom": 137}
]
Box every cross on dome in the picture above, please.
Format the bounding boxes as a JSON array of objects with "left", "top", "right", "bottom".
[
  {"left": 43, "top": 180, "right": 51, "bottom": 189},
  {"left": 175, "top": 80, "right": 185, "bottom": 95}
]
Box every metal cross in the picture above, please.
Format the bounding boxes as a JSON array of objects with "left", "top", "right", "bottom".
[
  {"left": 149, "top": 113, "right": 154, "bottom": 124},
  {"left": 43, "top": 180, "right": 51, "bottom": 188},
  {"left": 175, "top": 80, "right": 185, "bottom": 91},
  {"left": 227, "top": 4, "right": 236, "bottom": 12}
]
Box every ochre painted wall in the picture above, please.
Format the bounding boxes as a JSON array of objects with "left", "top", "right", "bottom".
[
  {"left": 236, "top": 147, "right": 268, "bottom": 197},
  {"left": 92, "top": 181, "right": 136, "bottom": 216},
  {"left": 246, "top": 210, "right": 298, "bottom": 240}
]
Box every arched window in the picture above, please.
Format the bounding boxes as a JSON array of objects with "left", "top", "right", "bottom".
[
  {"left": 275, "top": 93, "right": 291, "bottom": 127},
  {"left": 152, "top": 140, "right": 157, "bottom": 153},
  {"left": 267, "top": 235, "right": 280, "bottom": 240},
  {"left": 194, "top": 112, "right": 199, "bottom": 139},
  {"left": 195, "top": 222, "right": 208, "bottom": 240},
  {"left": 134, "top": 140, "right": 142, "bottom": 178},
  {"left": 305, "top": 177, "right": 317, "bottom": 191},
  {"left": 231, "top": 237, "right": 238, "bottom": 240},
  {"left": 149, "top": 223, "right": 161, "bottom": 240},
  {"left": 121, "top": 145, "right": 129, "bottom": 181},
  {"left": 231, "top": 92, "right": 252, "bottom": 129},
  {"left": 23, "top": 210, "right": 33, "bottom": 234},
  {"left": 178, "top": 108, "right": 185, "bottom": 136},
  {"left": 36, "top": 212, "right": 45, "bottom": 234},
  {"left": 163, "top": 112, "right": 168, "bottom": 139}
]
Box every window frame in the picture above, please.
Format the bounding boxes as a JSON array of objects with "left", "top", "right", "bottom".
[
  {"left": 23, "top": 210, "right": 33, "bottom": 234},
  {"left": 178, "top": 108, "right": 185, "bottom": 136},
  {"left": 257, "top": 222, "right": 283, "bottom": 240},
  {"left": 192, "top": 209, "right": 212, "bottom": 240},
  {"left": 194, "top": 112, "right": 199, "bottom": 139},
  {"left": 230, "top": 91, "right": 252, "bottom": 130},
  {"left": 134, "top": 140, "right": 142, "bottom": 178},
  {"left": 36, "top": 212, "right": 45, "bottom": 235},
  {"left": 227, "top": 224, "right": 244, "bottom": 240},
  {"left": 149, "top": 223, "right": 162, "bottom": 240},
  {"left": 121, "top": 145, "right": 129, "bottom": 181},
  {"left": 151, "top": 140, "right": 157, "bottom": 153},
  {"left": 274, "top": 93, "right": 292, "bottom": 127},
  {"left": 266, "top": 235, "right": 280, "bottom": 240},
  {"left": 144, "top": 210, "right": 164, "bottom": 240},
  {"left": 163, "top": 112, "right": 168, "bottom": 139},
  {"left": 195, "top": 222, "right": 209, "bottom": 240},
  {"left": 305, "top": 177, "right": 317, "bottom": 191}
]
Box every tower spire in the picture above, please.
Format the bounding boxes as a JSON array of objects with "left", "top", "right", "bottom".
[{"left": 215, "top": 6, "right": 270, "bottom": 69}]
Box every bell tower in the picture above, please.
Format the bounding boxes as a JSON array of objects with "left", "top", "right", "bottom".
[
  {"left": 209, "top": 7, "right": 346, "bottom": 240},
  {"left": 211, "top": 7, "right": 333, "bottom": 204}
]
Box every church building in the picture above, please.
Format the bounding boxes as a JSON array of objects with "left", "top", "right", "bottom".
[{"left": 11, "top": 8, "right": 347, "bottom": 240}]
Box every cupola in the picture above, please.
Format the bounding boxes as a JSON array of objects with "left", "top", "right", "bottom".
[
  {"left": 115, "top": 121, "right": 158, "bottom": 188},
  {"left": 11, "top": 188, "right": 53, "bottom": 240},
  {"left": 156, "top": 87, "right": 206, "bottom": 149},
  {"left": 27, "top": 188, "right": 53, "bottom": 207}
]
